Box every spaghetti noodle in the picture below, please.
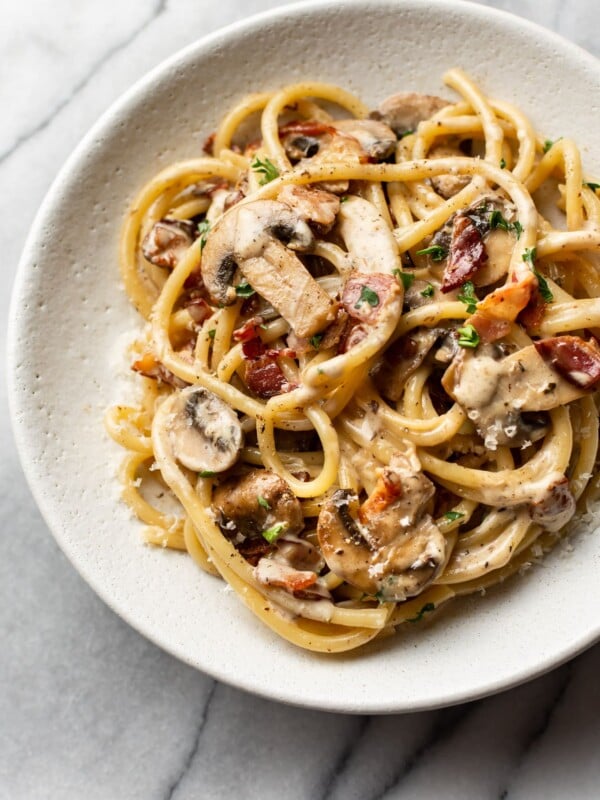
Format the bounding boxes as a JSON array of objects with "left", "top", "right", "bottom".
[{"left": 107, "top": 69, "right": 600, "bottom": 652}]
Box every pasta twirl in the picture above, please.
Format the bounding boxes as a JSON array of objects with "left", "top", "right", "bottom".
[{"left": 107, "top": 70, "right": 600, "bottom": 652}]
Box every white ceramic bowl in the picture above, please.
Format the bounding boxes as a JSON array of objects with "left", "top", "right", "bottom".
[{"left": 8, "top": 0, "right": 600, "bottom": 713}]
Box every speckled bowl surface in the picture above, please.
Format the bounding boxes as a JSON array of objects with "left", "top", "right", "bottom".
[{"left": 8, "top": 0, "right": 600, "bottom": 713}]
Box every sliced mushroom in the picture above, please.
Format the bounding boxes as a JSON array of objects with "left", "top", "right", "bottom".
[
  {"left": 213, "top": 469, "right": 304, "bottom": 540},
  {"left": 142, "top": 218, "right": 197, "bottom": 268},
  {"left": 278, "top": 184, "right": 340, "bottom": 233},
  {"left": 372, "top": 327, "right": 443, "bottom": 401},
  {"left": 336, "top": 195, "right": 401, "bottom": 274},
  {"left": 331, "top": 119, "right": 397, "bottom": 161},
  {"left": 372, "top": 92, "right": 449, "bottom": 136},
  {"left": 201, "top": 199, "right": 336, "bottom": 338},
  {"left": 429, "top": 143, "right": 472, "bottom": 199},
  {"left": 162, "top": 386, "right": 243, "bottom": 472},
  {"left": 317, "top": 449, "right": 447, "bottom": 601},
  {"left": 442, "top": 343, "right": 587, "bottom": 449}
]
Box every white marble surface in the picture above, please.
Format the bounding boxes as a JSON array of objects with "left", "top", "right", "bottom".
[{"left": 2, "top": 1, "right": 600, "bottom": 798}]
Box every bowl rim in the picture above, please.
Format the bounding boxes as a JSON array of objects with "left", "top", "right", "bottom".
[{"left": 7, "top": 0, "right": 600, "bottom": 713}]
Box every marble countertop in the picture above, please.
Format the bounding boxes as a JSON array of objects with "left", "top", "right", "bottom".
[{"left": 2, "top": 1, "right": 600, "bottom": 797}]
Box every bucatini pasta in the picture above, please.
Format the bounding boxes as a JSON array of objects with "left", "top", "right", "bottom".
[{"left": 106, "top": 69, "right": 600, "bottom": 652}]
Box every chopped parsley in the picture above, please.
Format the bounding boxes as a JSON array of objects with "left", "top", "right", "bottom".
[
  {"left": 533, "top": 267, "right": 554, "bottom": 303},
  {"left": 197, "top": 219, "right": 211, "bottom": 250},
  {"left": 416, "top": 244, "right": 448, "bottom": 262},
  {"left": 207, "top": 329, "right": 216, "bottom": 340},
  {"left": 512, "top": 220, "right": 523, "bottom": 239},
  {"left": 393, "top": 269, "right": 415, "bottom": 290},
  {"left": 399, "top": 129, "right": 415, "bottom": 139},
  {"left": 500, "top": 157, "right": 506, "bottom": 169},
  {"left": 543, "top": 139, "right": 555, "bottom": 153},
  {"left": 585, "top": 182, "right": 600, "bottom": 192},
  {"left": 522, "top": 247, "right": 537, "bottom": 265},
  {"left": 251, "top": 156, "right": 280, "bottom": 185},
  {"left": 421, "top": 283, "right": 435, "bottom": 298},
  {"left": 354, "top": 285, "right": 380, "bottom": 309},
  {"left": 235, "top": 281, "right": 255, "bottom": 298},
  {"left": 340, "top": 195, "right": 349, "bottom": 203},
  {"left": 262, "top": 522, "right": 286, "bottom": 544},
  {"left": 310, "top": 333, "right": 324, "bottom": 350},
  {"left": 489, "top": 209, "right": 522, "bottom": 239},
  {"left": 444, "top": 510, "right": 465, "bottom": 522},
  {"left": 407, "top": 602, "right": 436, "bottom": 623},
  {"left": 457, "top": 323, "right": 480, "bottom": 349},
  {"left": 257, "top": 496, "right": 271, "bottom": 510},
  {"left": 457, "top": 280, "right": 478, "bottom": 314},
  {"left": 198, "top": 470, "right": 216, "bottom": 478}
]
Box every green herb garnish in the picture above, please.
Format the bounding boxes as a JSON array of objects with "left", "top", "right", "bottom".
[
  {"left": 197, "top": 219, "right": 211, "bottom": 250},
  {"left": 457, "top": 280, "right": 478, "bottom": 314},
  {"left": 207, "top": 329, "right": 216, "bottom": 340},
  {"left": 399, "top": 129, "right": 415, "bottom": 139},
  {"left": 235, "top": 281, "right": 255, "bottom": 298},
  {"left": 258, "top": 496, "right": 271, "bottom": 510},
  {"left": 198, "top": 470, "right": 216, "bottom": 478},
  {"left": 340, "top": 195, "right": 349, "bottom": 203},
  {"left": 585, "top": 182, "right": 600, "bottom": 192},
  {"left": 251, "top": 156, "right": 280, "bottom": 185},
  {"left": 393, "top": 269, "right": 415, "bottom": 290},
  {"left": 416, "top": 244, "right": 448, "bottom": 262},
  {"left": 310, "top": 333, "right": 324, "bottom": 350},
  {"left": 457, "top": 324, "right": 480, "bottom": 349},
  {"left": 543, "top": 139, "right": 555, "bottom": 153},
  {"left": 500, "top": 157, "right": 506, "bottom": 169},
  {"left": 407, "top": 602, "right": 436, "bottom": 623},
  {"left": 533, "top": 267, "right": 554, "bottom": 303},
  {"left": 512, "top": 220, "right": 523, "bottom": 239},
  {"left": 354, "top": 285, "right": 380, "bottom": 309},
  {"left": 444, "top": 510, "right": 465, "bottom": 522},
  {"left": 489, "top": 209, "right": 510, "bottom": 231},
  {"left": 262, "top": 522, "right": 286, "bottom": 544},
  {"left": 421, "top": 283, "right": 435, "bottom": 298},
  {"left": 522, "top": 247, "right": 537, "bottom": 265}
]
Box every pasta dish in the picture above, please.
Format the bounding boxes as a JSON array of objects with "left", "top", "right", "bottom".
[{"left": 106, "top": 69, "right": 600, "bottom": 652}]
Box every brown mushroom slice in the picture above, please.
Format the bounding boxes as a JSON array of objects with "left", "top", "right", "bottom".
[
  {"left": 372, "top": 92, "right": 449, "bottom": 136},
  {"left": 213, "top": 469, "right": 304, "bottom": 541},
  {"left": 200, "top": 199, "right": 336, "bottom": 338},
  {"left": 530, "top": 475, "right": 576, "bottom": 532},
  {"left": 164, "top": 386, "right": 243, "bottom": 473},
  {"left": 442, "top": 343, "right": 586, "bottom": 449},
  {"left": 142, "top": 217, "right": 197, "bottom": 268},
  {"left": 429, "top": 143, "right": 472, "bottom": 199},
  {"left": 331, "top": 119, "right": 397, "bottom": 160},
  {"left": 336, "top": 196, "right": 401, "bottom": 274},
  {"left": 317, "top": 451, "right": 446, "bottom": 601}
]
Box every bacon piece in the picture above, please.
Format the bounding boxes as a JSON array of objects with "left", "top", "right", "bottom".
[
  {"left": 338, "top": 320, "right": 368, "bottom": 353},
  {"left": 358, "top": 469, "right": 403, "bottom": 522},
  {"left": 245, "top": 357, "right": 298, "bottom": 398},
  {"left": 242, "top": 338, "right": 266, "bottom": 360},
  {"left": 342, "top": 272, "right": 397, "bottom": 323},
  {"left": 278, "top": 120, "right": 335, "bottom": 137},
  {"left": 534, "top": 335, "right": 600, "bottom": 388},
  {"left": 518, "top": 288, "right": 547, "bottom": 332},
  {"left": 254, "top": 558, "right": 318, "bottom": 593},
  {"left": 131, "top": 352, "right": 188, "bottom": 389},
  {"left": 441, "top": 215, "right": 488, "bottom": 292},
  {"left": 184, "top": 297, "right": 212, "bottom": 324},
  {"left": 237, "top": 537, "right": 273, "bottom": 566},
  {"left": 141, "top": 218, "right": 197, "bottom": 269},
  {"left": 530, "top": 475, "right": 576, "bottom": 532},
  {"left": 477, "top": 270, "right": 536, "bottom": 322},
  {"left": 233, "top": 316, "right": 265, "bottom": 343},
  {"left": 469, "top": 311, "right": 511, "bottom": 344},
  {"left": 202, "top": 132, "right": 216, "bottom": 155}
]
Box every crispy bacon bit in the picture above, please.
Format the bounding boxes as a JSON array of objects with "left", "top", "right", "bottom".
[
  {"left": 141, "top": 218, "right": 197, "bottom": 269},
  {"left": 202, "top": 132, "right": 216, "bottom": 155},
  {"left": 245, "top": 357, "right": 298, "bottom": 398},
  {"left": 185, "top": 297, "right": 212, "bottom": 324},
  {"left": 338, "top": 320, "right": 368, "bottom": 353},
  {"left": 441, "top": 215, "right": 488, "bottom": 292},
  {"left": 342, "top": 272, "right": 396, "bottom": 323},
  {"left": 518, "top": 288, "right": 547, "bottom": 332},
  {"left": 254, "top": 558, "right": 318, "bottom": 593},
  {"left": 278, "top": 120, "right": 335, "bottom": 137},
  {"left": 265, "top": 347, "right": 296, "bottom": 360},
  {"left": 131, "top": 351, "right": 189, "bottom": 388},
  {"left": 469, "top": 311, "right": 511, "bottom": 344},
  {"left": 242, "top": 338, "right": 266, "bottom": 360},
  {"left": 477, "top": 270, "right": 536, "bottom": 322},
  {"left": 237, "top": 537, "right": 273, "bottom": 566},
  {"left": 534, "top": 335, "right": 600, "bottom": 388},
  {"left": 233, "top": 316, "right": 265, "bottom": 343},
  {"left": 358, "top": 469, "right": 403, "bottom": 523}
]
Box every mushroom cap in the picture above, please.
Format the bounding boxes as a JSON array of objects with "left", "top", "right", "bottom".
[
  {"left": 165, "top": 386, "right": 243, "bottom": 473},
  {"left": 317, "top": 489, "right": 446, "bottom": 602}
]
